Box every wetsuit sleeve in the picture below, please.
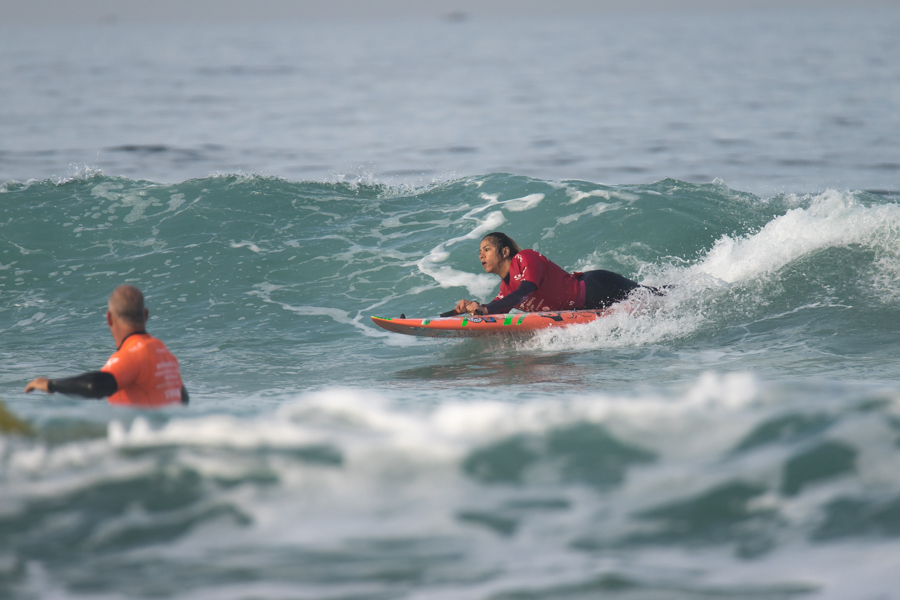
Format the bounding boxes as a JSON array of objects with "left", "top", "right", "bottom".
[
  {"left": 484, "top": 281, "right": 538, "bottom": 314},
  {"left": 47, "top": 371, "right": 118, "bottom": 399}
]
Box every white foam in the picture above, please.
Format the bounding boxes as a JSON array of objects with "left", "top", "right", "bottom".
[
  {"left": 230, "top": 241, "right": 266, "bottom": 253},
  {"left": 91, "top": 180, "right": 164, "bottom": 223},
  {"left": 467, "top": 192, "right": 544, "bottom": 214},
  {"left": 562, "top": 187, "right": 640, "bottom": 205},
  {"left": 97, "top": 374, "right": 766, "bottom": 458},
  {"left": 529, "top": 190, "right": 900, "bottom": 352},
  {"left": 416, "top": 209, "right": 504, "bottom": 298},
  {"left": 167, "top": 193, "right": 186, "bottom": 211},
  {"left": 526, "top": 289, "right": 703, "bottom": 352},
  {"left": 871, "top": 255, "right": 900, "bottom": 303},
  {"left": 503, "top": 193, "right": 544, "bottom": 212},
  {"left": 542, "top": 200, "right": 622, "bottom": 240},
  {"left": 47, "top": 162, "right": 104, "bottom": 185},
  {"left": 5, "top": 376, "right": 900, "bottom": 600},
  {"left": 15, "top": 312, "right": 46, "bottom": 327},
  {"left": 693, "top": 190, "right": 900, "bottom": 284}
]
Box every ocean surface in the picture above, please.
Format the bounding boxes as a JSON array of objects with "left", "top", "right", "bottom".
[{"left": 2, "top": 5, "right": 900, "bottom": 600}]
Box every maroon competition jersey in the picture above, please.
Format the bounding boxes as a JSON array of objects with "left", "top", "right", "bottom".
[{"left": 493, "top": 249, "right": 583, "bottom": 312}]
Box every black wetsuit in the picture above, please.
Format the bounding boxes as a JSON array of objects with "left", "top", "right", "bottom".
[
  {"left": 47, "top": 371, "right": 189, "bottom": 404},
  {"left": 47, "top": 371, "right": 117, "bottom": 399},
  {"left": 579, "top": 270, "right": 643, "bottom": 309},
  {"left": 483, "top": 269, "right": 657, "bottom": 313}
]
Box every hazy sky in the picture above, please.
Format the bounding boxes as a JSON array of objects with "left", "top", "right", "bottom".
[{"left": 1, "top": 0, "right": 882, "bottom": 25}]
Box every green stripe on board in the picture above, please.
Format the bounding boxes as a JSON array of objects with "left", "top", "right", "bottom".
[
  {"left": 462, "top": 318, "right": 468, "bottom": 326},
  {"left": 504, "top": 315, "right": 513, "bottom": 325},
  {"left": 517, "top": 315, "right": 526, "bottom": 325},
  {"left": 373, "top": 316, "right": 391, "bottom": 321},
  {"left": 422, "top": 319, "right": 431, "bottom": 325}
]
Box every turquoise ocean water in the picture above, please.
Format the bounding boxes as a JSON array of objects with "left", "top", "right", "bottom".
[{"left": 2, "top": 5, "right": 900, "bottom": 600}]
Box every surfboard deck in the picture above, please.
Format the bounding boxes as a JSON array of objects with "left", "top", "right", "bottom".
[{"left": 371, "top": 309, "right": 613, "bottom": 338}]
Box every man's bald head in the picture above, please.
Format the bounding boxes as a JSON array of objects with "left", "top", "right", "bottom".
[{"left": 108, "top": 285, "right": 147, "bottom": 327}]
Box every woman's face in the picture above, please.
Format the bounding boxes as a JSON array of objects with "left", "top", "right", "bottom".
[{"left": 479, "top": 238, "right": 508, "bottom": 276}]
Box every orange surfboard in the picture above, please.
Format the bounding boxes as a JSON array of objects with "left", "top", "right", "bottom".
[{"left": 371, "top": 309, "right": 613, "bottom": 338}]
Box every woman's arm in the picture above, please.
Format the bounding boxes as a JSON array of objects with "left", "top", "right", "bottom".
[
  {"left": 482, "top": 281, "right": 538, "bottom": 314},
  {"left": 454, "top": 278, "right": 539, "bottom": 315}
]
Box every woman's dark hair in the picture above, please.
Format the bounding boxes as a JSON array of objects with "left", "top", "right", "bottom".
[{"left": 482, "top": 232, "right": 521, "bottom": 260}]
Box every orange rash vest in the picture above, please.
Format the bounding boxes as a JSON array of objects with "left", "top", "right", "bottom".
[{"left": 101, "top": 333, "right": 184, "bottom": 406}]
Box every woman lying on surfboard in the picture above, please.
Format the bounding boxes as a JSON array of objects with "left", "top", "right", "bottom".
[{"left": 451, "top": 232, "right": 655, "bottom": 316}]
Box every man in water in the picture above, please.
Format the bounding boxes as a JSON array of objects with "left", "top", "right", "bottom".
[{"left": 25, "top": 285, "right": 188, "bottom": 407}]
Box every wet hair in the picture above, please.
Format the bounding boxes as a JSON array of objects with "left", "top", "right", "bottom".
[
  {"left": 108, "top": 285, "right": 146, "bottom": 326},
  {"left": 482, "top": 232, "right": 522, "bottom": 261}
]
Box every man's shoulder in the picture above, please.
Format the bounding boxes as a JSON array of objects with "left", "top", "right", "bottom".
[
  {"left": 120, "top": 333, "right": 149, "bottom": 352},
  {"left": 517, "top": 249, "right": 547, "bottom": 263},
  {"left": 117, "top": 333, "right": 175, "bottom": 358},
  {"left": 515, "top": 249, "right": 548, "bottom": 272}
]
